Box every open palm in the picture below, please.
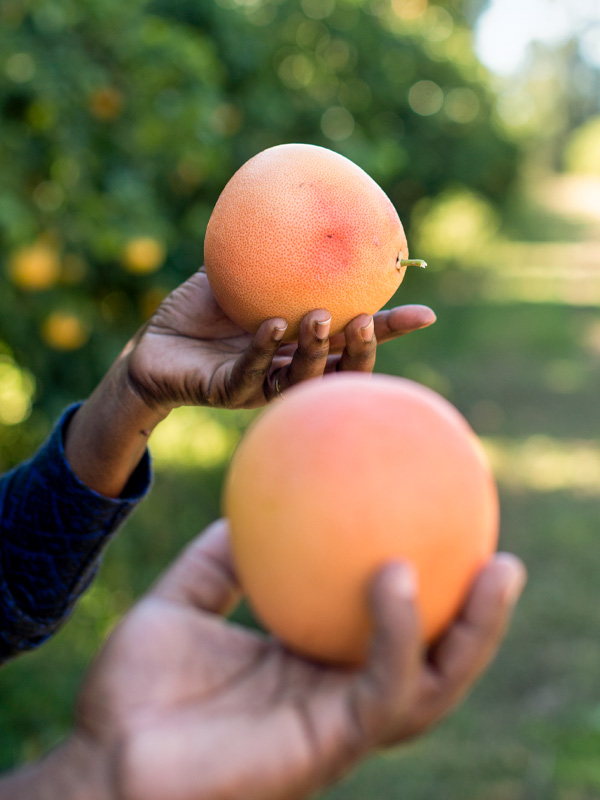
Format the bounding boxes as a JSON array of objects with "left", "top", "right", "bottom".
[
  {"left": 126, "top": 269, "right": 436, "bottom": 411},
  {"left": 76, "top": 521, "right": 525, "bottom": 800}
]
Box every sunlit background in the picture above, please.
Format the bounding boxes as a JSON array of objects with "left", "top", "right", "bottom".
[
  {"left": 1, "top": 1, "right": 600, "bottom": 797},
  {"left": 476, "top": 0, "right": 600, "bottom": 74}
]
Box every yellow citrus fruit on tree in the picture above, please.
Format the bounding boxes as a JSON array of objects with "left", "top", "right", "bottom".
[
  {"left": 204, "top": 143, "right": 424, "bottom": 341},
  {"left": 122, "top": 238, "right": 166, "bottom": 274},
  {"left": 42, "top": 312, "right": 89, "bottom": 351},
  {"left": 224, "top": 374, "right": 499, "bottom": 666},
  {"left": 8, "top": 243, "right": 60, "bottom": 290}
]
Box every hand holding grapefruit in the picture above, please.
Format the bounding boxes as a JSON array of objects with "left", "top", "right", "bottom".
[
  {"left": 224, "top": 374, "right": 499, "bottom": 666},
  {"left": 204, "top": 143, "right": 425, "bottom": 341}
]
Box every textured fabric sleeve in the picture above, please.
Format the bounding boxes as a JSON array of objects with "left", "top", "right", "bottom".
[{"left": 0, "top": 404, "right": 152, "bottom": 663}]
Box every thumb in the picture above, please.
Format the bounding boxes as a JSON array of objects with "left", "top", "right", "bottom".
[
  {"left": 348, "top": 562, "right": 423, "bottom": 745},
  {"left": 151, "top": 519, "right": 241, "bottom": 615}
]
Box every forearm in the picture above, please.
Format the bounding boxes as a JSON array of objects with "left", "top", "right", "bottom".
[
  {"left": 0, "top": 735, "right": 110, "bottom": 800},
  {"left": 64, "top": 349, "right": 166, "bottom": 499},
  {"left": 0, "top": 391, "right": 152, "bottom": 657}
]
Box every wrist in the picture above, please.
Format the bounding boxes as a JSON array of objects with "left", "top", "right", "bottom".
[
  {"left": 112, "top": 347, "right": 171, "bottom": 432},
  {"left": 0, "top": 733, "right": 112, "bottom": 800},
  {"left": 49, "top": 733, "right": 114, "bottom": 800},
  {"left": 64, "top": 353, "right": 166, "bottom": 498}
]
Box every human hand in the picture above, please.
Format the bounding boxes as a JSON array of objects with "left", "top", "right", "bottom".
[
  {"left": 64, "top": 269, "right": 434, "bottom": 496},
  {"left": 63, "top": 520, "right": 525, "bottom": 800},
  {"left": 125, "top": 268, "right": 436, "bottom": 411}
]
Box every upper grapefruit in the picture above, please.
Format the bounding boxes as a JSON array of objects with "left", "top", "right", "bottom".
[{"left": 204, "top": 143, "right": 415, "bottom": 340}]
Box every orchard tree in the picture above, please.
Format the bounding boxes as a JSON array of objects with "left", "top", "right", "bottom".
[{"left": 0, "top": 0, "right": 518, "bottom": 431}]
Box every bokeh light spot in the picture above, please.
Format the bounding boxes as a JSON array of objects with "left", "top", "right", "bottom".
[
  {"left": 5, "top": 53, "right": 36, "bottom": 83},
  {"left": 51, "top": 156, "right": 81, "bottom": 188},
  {"left": 408, "top": 80, "right": 444, "bottom": 116},
  {"left": 564, "top": 116, "right": 600, "bottom": 177},
  {"left": 412, "top": 187, "right": 500, "bottom": 262},
  {"left": 26, "top": 101, "right": 57, "bottom": 131},
  {"left": 89, "top": 87, "right": 124, "bottom": 121},
  {"left": 317, "top": 38, "right": 353, "bottom": 72},
  {"left": 423, "top": 6, "right": 454, "bottom": 42},
  {"left": 151, "top": 407, "right": 241, "bottom": 469},
  {"left": 122, "top": 238, "right": 166, "bottom": 275},
  {"left": 8, "top": 243, "right": 61, "bottom": 291},
  {"left": 392, "top": 0, "right": 428, "bottom": 20},
  {"left": 496, "top": 88, "right": 536, "bottom": 133},
  {"left": 210, "top": 103, "right": 243, "bottom": 136},
  {"left": 0, "top": 356, "right": 35, "bottom": 426},
  {"left": 33, "top": 181, "right": 65, "bottom": 213},
  {"left": 41, "top": 312, "right": 90, "bottom": 351},
  {"left": 301, "top": 0, "right": 335, "bottom": 20},
  {"left": 445, "top": 87, "right": 481, "bottom": 123},
  {"left": 321, "top": 106, "right": 355, "bottom": 141},
  {"left": 278, "top": 53, "right": 315, "bottom": 89}
]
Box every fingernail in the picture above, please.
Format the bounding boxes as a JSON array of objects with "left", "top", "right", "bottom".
[
  {"left": 419, "top": 310, "right": 437, "bottom": 328},
  {"left": 273, "top": 323, "right": 288, "bottom": 342},
  {"left": 391, "top": 562, "right": 417, "bottom": 600},
  {"left": 314, "top": 317, "right": 331, "bottom": 341},
  {"left": 505, "top": 570, "right": 527, "bottom": 606},
  {"left": 496, "top": 554, "right": 527, "bottom": 605},
  {"left": 360, "top": 317, "right": 374, "bottom": 342}
]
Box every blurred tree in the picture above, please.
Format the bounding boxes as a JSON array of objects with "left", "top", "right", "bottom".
[
  {"left": 482, "top": 35, "right": 600, "bottom": 172},
  {"left": 154, "top": 0, "right": 518, "bottom": 210},
  {"left": 0, "top": 0, "right": 518, "bottom": 430}
]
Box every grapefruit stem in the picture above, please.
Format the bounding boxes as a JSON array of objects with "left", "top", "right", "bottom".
[{"left": 400, "top": 259, "right": 427, "bottom": 269}]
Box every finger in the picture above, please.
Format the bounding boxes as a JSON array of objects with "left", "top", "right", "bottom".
[
  {"left": 328, "top": 305, "right": 436, "bottom": 354},
  {"left": 151, "top": 519, "right": 241, "bottom": 615},
  {"left": 334, "top": 314, "right": 377, "bottom": 374},
  {"left": 373, "top": 305, "right": 436, "bottom": 345},
  {"left": 270, "top": 310, "right": 331, "bottom": 395},
  {"left": 347, "top": 563, "right": 422, "bottom": 746},
  {"left": 430, "top": 553, "right": 526, "bottom": 685},
  {"left": 410, "top": 553, "right": 526, "bottom": 733},
  {"left": 226, "top": 318, "right": 288, "bottom": 405}
]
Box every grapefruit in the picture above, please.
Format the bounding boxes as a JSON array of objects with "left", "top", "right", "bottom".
[
  {"left": 204, "top": 143, "right": 424, "bottom": 341},
  {"left": 224, "top": 374, "right": 499, "bottom": 666}
]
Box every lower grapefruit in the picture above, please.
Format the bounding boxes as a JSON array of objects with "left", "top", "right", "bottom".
[{"left": 224, "top": 374, "right": 499, "bottom": 666}]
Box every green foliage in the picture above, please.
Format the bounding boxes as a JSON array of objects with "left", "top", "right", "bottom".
[{"left": 0, "top": 0, "right": 517, "bottom": 422}]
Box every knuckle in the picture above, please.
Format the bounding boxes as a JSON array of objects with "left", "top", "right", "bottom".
[
  {"left": 348, "top": 338, "right": 377, "bottom": 359},
  {"left": 345, "top": 691, "right": 385, "bottom": 753},
  {"left": 249, "top": 338, "right": 275, "bottom": 362},
  {"left": 298, "top": 343, "right": 330, "bottom": 363}
]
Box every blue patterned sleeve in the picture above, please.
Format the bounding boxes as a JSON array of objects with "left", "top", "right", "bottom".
[{"left": 0, "top": 404, "right": 151, "bottom": 663}]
